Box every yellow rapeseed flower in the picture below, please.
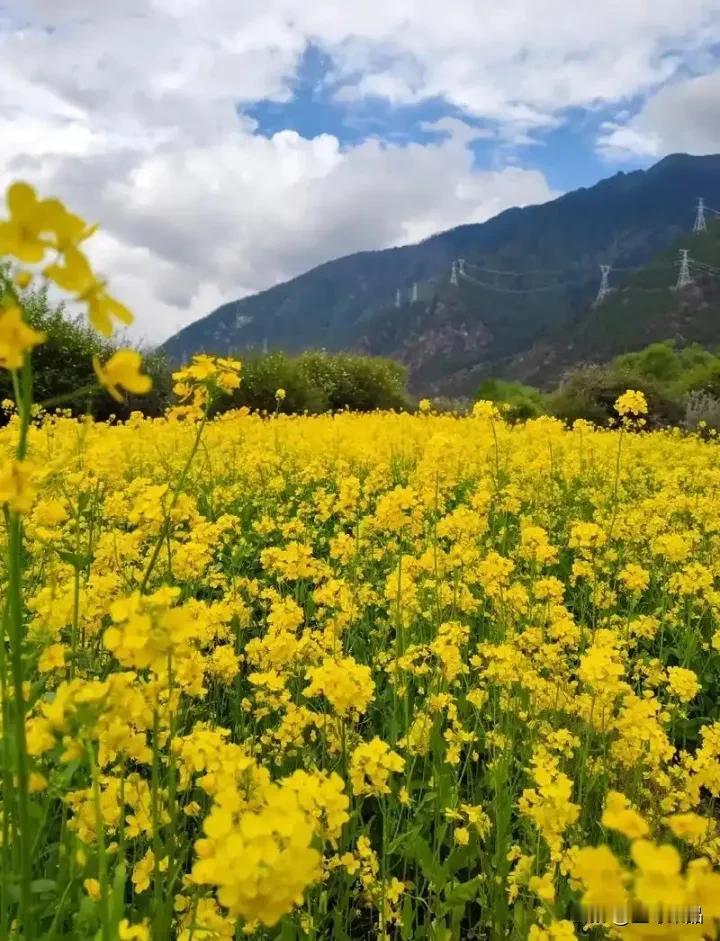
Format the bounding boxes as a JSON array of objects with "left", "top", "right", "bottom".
[
  {"left": 0, "top": 459, "right": 37, "bottom": 513},
  {"left": 93, "top": 349, "right": 152, "bottom": 402},
  {"left": 0, "top": 182, "right": 49, "bottom": 263},
  {"left": 45, "top": 247, "right": 133, "bottom": 336},
  {"left": 614, "top": 389, "right": 648, "bottom": 417},
  {"left": 0, "top": 305, "right": 46, "bottom": 370},
  {"left": 601, "top": 791, "right": 649, "bottom": 839}
]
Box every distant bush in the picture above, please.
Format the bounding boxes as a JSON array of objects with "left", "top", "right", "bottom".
[
  {"left": 547, "top": 363, "right": 683, "bottom": 428},
  {"left": 423, "top": 396, "right": 472, "bottom": 415},
  {"left": 219, "top": 350, "right": 411, "bottom": 414},
  {"left": 298, "top": 351, "right": 410, "bottom": 412},
  {"left": 0, "top": 278, "right": 171, "bottom": 421},
  {"left": 217, "top": 350, "right": 323, "bottom": 415},
  {"left": 614, "top": 341, "right": 720, "bottom": 391},
  {"left": 475, "top": 378, "right": 545, "bottom": 422},
  {"left": 684, "top": 390, "right": 720, "bottom": 434}
]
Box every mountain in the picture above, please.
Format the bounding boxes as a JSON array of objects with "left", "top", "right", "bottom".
[
  {"left": 505, "top": 215, "right": 720, "bottom": 387},
  {"left": 162, "top": 154, "right": 720, "bottom": 393}
]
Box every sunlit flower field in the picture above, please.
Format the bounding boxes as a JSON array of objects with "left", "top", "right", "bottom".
[
  {"left": 3, "top": 184, "right": 720, "bottom": 941},
  {"left": 1, "top": 402, "right": 720, "bottom": 940}
]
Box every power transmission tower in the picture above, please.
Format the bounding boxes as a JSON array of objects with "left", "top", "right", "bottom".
[
  {"left": 262, "top": 337, "right": 268, "bottom": 354},
  {"left": 676, "top": 249, "right": 693, "bottom": 289},
  {"left": 395, "top": 288, "right": 401, "bottom": 308},
  {"left": 450, "top": 261, "right": 458, "bottom": 286},
  {"left": 593, "top": 265, "right": 612, "bottom": 307},
  {"left": 411, "top": 282, "right": 418, "bottom": 303},
  {"left": 458, "top": 258, "right": 465, "bottom": 275},
  {"left": 693, "top": 197, "right": 707, "bottom": 233}
]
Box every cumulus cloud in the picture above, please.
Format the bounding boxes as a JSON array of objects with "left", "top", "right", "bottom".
[
  {"left": 598, "top": 70, "right": 720, "bottom": 159},
  {"left": 2, "top": 1, "right": 719, "bottom": 342}
]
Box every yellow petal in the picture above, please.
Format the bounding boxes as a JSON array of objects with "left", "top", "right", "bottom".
[{"left": 7, "top": 182, "right": 38, "bottom": 219}]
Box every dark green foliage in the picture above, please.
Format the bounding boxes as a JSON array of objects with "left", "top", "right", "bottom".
[
  {"left": 297, "top": 351, "right": 410, "bottom": 412},
  {"left": 529, "top": 340, "right": 720, "bottom": 427},
  {"left": 474, "top": 379, "right": 544, "bottom": 421},
  {"left": 221, "top": 350, "right": 324, "bottom": 414},
  {"left": 474, "top": 335, "right": 720, "bottom": 428},
  {"left": 0, "top": 278, "right": 170, "bottom": 421},
  {"left": 221, "top": 350, "right": 411, "bottom": 414},
  {"left": 547, "top": 364, "right": 683, "bottom": 428}
]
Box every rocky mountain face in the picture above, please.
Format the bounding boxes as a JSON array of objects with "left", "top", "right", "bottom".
[{"left": 163, "top": 153, "right": 720, "bottom": 393}]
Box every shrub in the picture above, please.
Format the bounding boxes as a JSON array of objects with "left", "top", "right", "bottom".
[
  {"left": 684, "top": 390, "right": 720, "bottom": 434},
  {"left": 222, "top": 350, "right": 323, "bottom": 414},
  {"left": 297, "top": 351, "right": 410, "bottom": 412},
  {"left": 548, "top": 363, "right": 683, "bottom": 428},
  {"left": 221, "top": 350, "right": 411, "bottom": 414},
  {"left": 423, "top": 396, "right": 472, "bottom": 415},
  {"left": 0, "top": 272, "right": 173, "bottom": 421},
  {"left": 475, "top": 378, "right": 545, "bottom": 422}
]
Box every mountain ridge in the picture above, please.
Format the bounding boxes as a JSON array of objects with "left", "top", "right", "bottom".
[{"left": 162, "top": 153, "right": 720, "bottom": 392}]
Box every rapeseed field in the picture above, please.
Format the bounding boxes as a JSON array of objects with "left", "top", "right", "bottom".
[{"left": 3, "top": 185, "right": 720, "bottom": 941}]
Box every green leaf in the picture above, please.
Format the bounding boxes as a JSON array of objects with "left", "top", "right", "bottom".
[
  {"left": 402, "top": 834, "right": 447, "bottom": 889},
  {"left": 56, "top": 549, "right": 92, "bottom": 569},
  {"left": 30, "top": 879, "right": 56, "bottom": 894},
  {"left": 444, "top": 875, "right": 482, "bottom": 907},
  {"left": 278, "top": 917, "right": 299, "bottom": 941},
  {"left": 400, "top": 893, "right": 414, "bottom": 940}
]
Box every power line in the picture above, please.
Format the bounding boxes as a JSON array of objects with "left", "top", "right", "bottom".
[
  {"left": 458, "top": 269, "right": 590, "bottom": 294},
  {"left": 690, "top": 260, "right": 720, "bottom": 277},
  {"left": 390, "top": 199, "right": 717, "bottom": 309},
  {"left": 462, "top": 258, "right": 650, "bottom": 279},
  {"left": 612, "top": 265, "right": 656, "bottom": 272},
  {"left": 463, "top": 260, "right": 580, "bottom": 277}
]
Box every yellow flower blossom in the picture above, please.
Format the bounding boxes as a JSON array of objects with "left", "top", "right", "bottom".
[
  {"left": 0, "top": 459, "right": 37, "bottom": 513},
  {"left": 0, "top": 305, "right": 46, "bottom": 370},
  {"left": 93, "top": 349, "right": 152, "bottom": 402},
  {"left": 615, "top": 389, "right": 648, "bottom": 417}
]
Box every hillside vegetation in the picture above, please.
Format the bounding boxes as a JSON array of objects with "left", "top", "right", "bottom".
[
  {"left": 163, "top": 153, "right": 720, "bottom": 394},
  {"left": 12, "top": 272, "right": 720, "bottom": 432},
  {"left": 473, "top": 340, "right": 720, "bottom": 431},
  {"left": 508, "top": 215, "right": 720, "bottom": 387}
]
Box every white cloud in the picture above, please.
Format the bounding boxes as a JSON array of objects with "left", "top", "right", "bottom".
[
  {"left": 1, "top": 1, "right": 719, "bottom": 343},
  {"left": 598, "top": 70, "right": 720, "bottom": 159}
]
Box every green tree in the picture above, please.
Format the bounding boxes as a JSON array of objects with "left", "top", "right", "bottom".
[
  {"left": 475, "top": 378, "right": 544, "bottom": 421},
  {"left": 0, "top": 273, "right": 172, "bottom": 421}
]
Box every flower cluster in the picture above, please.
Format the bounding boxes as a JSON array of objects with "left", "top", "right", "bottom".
[
  {"left": 171, "top": 355, "right": 242, "bottom": 419},
  {"left": 3, "top": 338, "right": 720, "bottom": 937}
]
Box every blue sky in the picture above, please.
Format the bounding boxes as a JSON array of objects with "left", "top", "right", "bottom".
[
  {"left": 2, "top": 1, "right": 719, "bottom": 341},
  {"left": 247, "top": 45, "right": 648, "bottom": 193}
]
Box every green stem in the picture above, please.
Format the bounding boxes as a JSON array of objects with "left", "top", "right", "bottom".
[
  {"left": 6, "top": 362, "right": 35, "bottom": 936},
  {"left": 38, "top": 384, "right": 99, "bottom": 411},
  {"left": 88, "top": 741, "right": 111, "bottom": 941},
  {"left": 139, "top": 414, "right": 208, "bottom": 593}
]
